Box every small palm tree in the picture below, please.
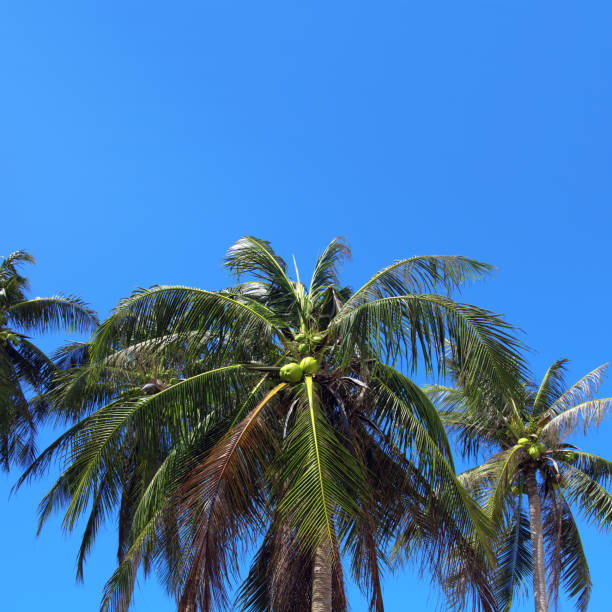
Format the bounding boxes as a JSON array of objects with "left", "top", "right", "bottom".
[
  {"left": 23, "top": 237, "right": 524, "bottom": 611},
  {"left": 0, "top": 250, "right": 96, "bottom": 468},
  {"left": 435, "top": 359, "right": 612, "bottom": 612}
]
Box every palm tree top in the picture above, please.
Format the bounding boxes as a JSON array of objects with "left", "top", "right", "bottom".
[
  {"left": 24, "top": 236, "right": 525, "bottom": 612},
  {"left": 0, "top": 250, "right": 97, "bottom": 470},
  {"left": 436, "top": 358, "right": 612, "bottom": 611}
]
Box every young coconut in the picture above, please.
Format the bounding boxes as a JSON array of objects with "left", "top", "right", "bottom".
[
  {"left": 312, "top": 334, "right": 323, "bottom": 344},
  {"left": 300, "top": 356, "right": 319, "bottom": 375},
  {"left": 295, "top": 332, "right": 307, "bottom": 342},
  {"left": 528, "top": 446, "right": 541, "bottom": 459},
  {"left": 280, "top": 362, "right": 303, "bottom": 383},
  {"left": 536, "top": 442, "right": 546, "bottom": 453},
  {"left": 517, "top": 437, "right": 529, "bottom": 446},
  {"left": 298, "top": 342, "right": 310, "bottom": 355}
]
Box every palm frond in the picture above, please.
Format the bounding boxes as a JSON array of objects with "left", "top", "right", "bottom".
[
  {"left": 538, "top": 364, "right": 608, "bottom": 425},
  {"left": 91, "top": 285, "right": 285, "bottom": 362},
  {"left": 563, "top": 461, "right": 612, "bottom": 530},
  {"left": 541, "top": 398, "right": 612, "bottom": 441},
  {"left": 309, "top": 237, "right": 351, "bottom": 301},
  {"left": 494, "top": 497, "right": 532, "bottom": 611},
  {"left": 372, "top": 366, "right": 454, "bottom": 466},
  {"left": 531, "top": 358, "right": 568, "bottom": 417},
  {"left": 331, "top": 294, "right": 525, "bottom": 394},
  {"left": 0, "top": 249, "right": 36, "bottom": 273},
  {"left": 7, "top": 295, "right": 98, "bottom": 334},
  {"left": 174, "top": 383, "right": 285, "bottom": 611},
  {"left": 278, "top": 377, "right": 364, "bottom": 555},
  {"left": 341, "top": 255, "right": 494, "bottom": 311},
  {"left": 543, "top": 491, "right": 592, "bottom": 611},
  {"left": 371, "top": 370, "right": 495, "bottom": 561},
  {"left": 224, "top": 236, "right": 303, "bottom": 320}
]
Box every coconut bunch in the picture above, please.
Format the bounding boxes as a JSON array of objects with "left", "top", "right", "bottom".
[
  {"left": 516, "top": 434, "right": 546, "bottom": 459},
  {"left": 278, "top": 330, "right": 324, "bottom": 383}
]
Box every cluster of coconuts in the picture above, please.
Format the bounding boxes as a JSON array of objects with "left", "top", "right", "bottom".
[
  {"left": 517, "top": 436, "right": 546, "bottom": 459},
  {"left": 280, "top": 356, "right": 319, "bottom": 383},
  {"left": 294, "top": 331, "right": 324, "bottom": 355}
]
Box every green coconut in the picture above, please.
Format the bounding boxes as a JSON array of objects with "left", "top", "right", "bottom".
[
  {"left": 528, "top": 446, "right": 541, "bottom": 459},
  {"left": 295, "top": 332, "right": 307, "bottom": 342},
  {"left": 280, "top": 362, "right": 303, "bottom": 383},
  {"left": 298, "top": 342, "right": 310, "bottom": 354},
  {"left": 312, "top": 334, "right": 323, "bottom": 344},
  {"left": 300, "top": 356, "right": 319, "bottom": 375},
  {"left": 517, "top": 437, "right": 529, "bottom": 446},
  {"left": 536, "top": 442, "right": 546, "bottom": 453}
]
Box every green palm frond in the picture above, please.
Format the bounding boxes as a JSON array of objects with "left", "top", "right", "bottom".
[
  {"left": 6, "top": 338, "right": 55, "bottom": 393},
  {"left": 224, "top": 236, "right": 303, "bottom": 320},
  {"left": 543, "top": 492, "right": 592, "bottom": 612},
  {"left": 278, "top": 377, "right": 364, "bottom": 555},
  {"left": 372, "top": 366, "right": 454, "bottom": 466},
  {"left": 309, "top": 237, "right": 351, "bottom": 301},
  {"left": 0, "top": 249, "right": 36, "bottom": 274},
  {"left": 430, "top": 384, "right": 503, "bottom": 458},
  {"left": 562, "top": 461, "right": 612, "bottom": 530},
  {"left": 333, "top": 293, "right": 525, "bottom": 392},
  {"left": 76, "top": 471, "right": 118, "bottom": 581},
  {"left": 372, "top": 370, "right": 494, "bottom": 562},
  {"left": 7, "top": 295, "right": 98, "bottom": 333},
  {"left": 494, "top": 497, "right": 531, "bottom": 612},
  {"left": 538, "top": 363, "right": 608, "bottom": 424},
  {"left": 92, "top": 285, "right": 286, "bottom": 361},
  {"left": 341, "top": 255, "right": 494, "bottom": 310},
  {"left": 531, "top": 358, "right": 568, "bottom": 416}
]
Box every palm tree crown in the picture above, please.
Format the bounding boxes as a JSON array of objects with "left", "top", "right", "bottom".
[
  {"left": 22, "top": 237, "right": 524, "bottom": 611},
  {"left": 435, "top": 359, "right": 612, "bottom": 612},
  {"left": 0, "top": 250, "right": 97, "bottom": 468}
]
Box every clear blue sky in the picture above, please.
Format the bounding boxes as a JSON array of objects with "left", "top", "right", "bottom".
[{"left": 2, "top": 1, "right": 611, "bottom": 610}]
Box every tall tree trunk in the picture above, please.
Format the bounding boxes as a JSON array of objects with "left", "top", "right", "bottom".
[
  {"left": 311, "top": 539, "right": 332, "bottom": 612},
  {"left": 526, "top": 470, "right": 548, "bottom": 612}
]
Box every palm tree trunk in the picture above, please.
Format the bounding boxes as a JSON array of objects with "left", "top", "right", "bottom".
[
  {"left": 311, "top": 539, "right": 332, "bottom": 612},
  {"left": 526, "top": 470, "right": 548, "bottom": 612}
]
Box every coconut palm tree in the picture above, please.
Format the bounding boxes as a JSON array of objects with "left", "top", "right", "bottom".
[
  {"left": 22, "top": 237, "right": 524, "bottom": 611},
  {"left": 433, "top": 359, "right": 612, "bottom": 612},
  {"left": 0, "top": 250, "right": 97, "bottom": 468}
]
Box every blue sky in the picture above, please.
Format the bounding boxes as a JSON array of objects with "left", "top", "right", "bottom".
[{"left": 2, "top": 1, "right": 612, "bottom": 610}]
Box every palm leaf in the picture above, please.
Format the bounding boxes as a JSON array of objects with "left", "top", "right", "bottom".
[
  {"left": 278, "top": 377, "right": 364, "bottom": 555},
  {"left": 531, "top": 358, "right": 568, "bottom": 417},
  {"left": 538, "top": 363, "right": 608, "bottom": 425},
  {"left": 341, "top": 255, "right": 494, "bottom": 311},
  {"left": 541, "top": 398, "right": 612, "bottom": 441},
  {"left": 309, "top": 237, "right": 351, "bottom": 301},
  {"left": 7, "top": 295, "right": 98, "bottom": 333},
  {"left": 331, "top": 294, "right": 525, "bottom": 393},
  {"left": 494, "top": 497, "right": 532, "bottom": 611}
]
